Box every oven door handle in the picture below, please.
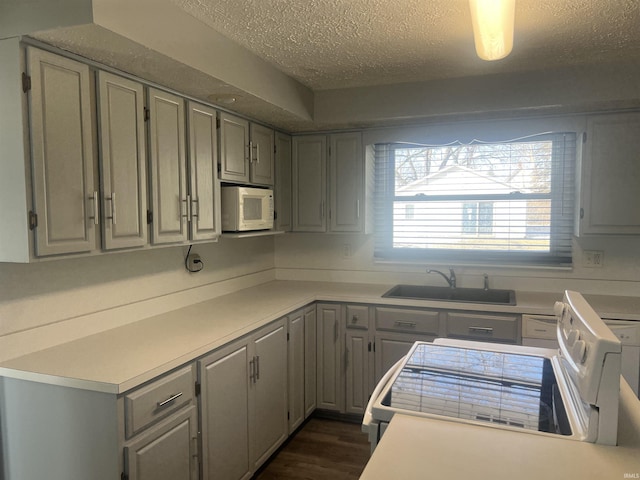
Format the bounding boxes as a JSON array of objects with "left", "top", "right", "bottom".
[{"left": 362, "top": 356, "right": 406, "bottom": 432}]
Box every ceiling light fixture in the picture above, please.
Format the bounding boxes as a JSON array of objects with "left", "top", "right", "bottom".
[{"left": 469, "top": 0, "right": 515, "bottom": 61}]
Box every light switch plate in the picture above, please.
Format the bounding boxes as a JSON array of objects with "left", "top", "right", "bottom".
[{"left": 583, "top": 250, "right": 604, "bottom": 268}]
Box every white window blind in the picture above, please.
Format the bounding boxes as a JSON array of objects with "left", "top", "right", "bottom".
[{"left": 374, "top": 133, "right": 576, "bottom": 266}]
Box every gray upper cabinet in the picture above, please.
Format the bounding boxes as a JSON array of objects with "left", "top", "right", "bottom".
[
  {"left": 147, "top": 87, "right": 189, "bottom": 245},
  {"left": 187, "top": 101, "right": 221, "bottom": 242},
  {"left": 275, "top": 132, "right": 292, "bottom": 231},
  {"left": 292, "top": 132, "right": 368, "bottom": 233},
  {"left": 219, "top": 112, "right": 275, "bottom": 186},
  {"left": 97, "top": 71, "right": 148, "bottom": 250},
  {"left": 249, "top": 123, "right": 275, "bottom": 186},
  {"left": 27, "top": 47, "right": 98, "bottom": 256},
  {"left": 577, "top": 112, "right": 640, "bottom": 235},
  {"left": 292, "top": 135, "right": 327, "bottom": 232},
  {"left": 219, "top": 112, "right": 250, "bottom": 184},
  {"left": 329, "top": 132, "right": 363, "bottom": 232}
]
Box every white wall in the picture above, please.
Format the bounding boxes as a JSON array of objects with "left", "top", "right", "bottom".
[
  {"left": 0, "top": 237, "right": 275, "bottom": 361},
  {"left": 274, "top": 232, "right": 640, "bottom": 297}
]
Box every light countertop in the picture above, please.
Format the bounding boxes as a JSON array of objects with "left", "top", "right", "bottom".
[
  {"left": 1, "top": 280, "right": 639, "bottom": 394},
  {"left": 360, "top": 380, "right": 640, "bottom": 480}
]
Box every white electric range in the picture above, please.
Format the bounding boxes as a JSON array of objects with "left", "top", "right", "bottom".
[{"left": 363, "top": 290, "right": 623, "bottom": 450}]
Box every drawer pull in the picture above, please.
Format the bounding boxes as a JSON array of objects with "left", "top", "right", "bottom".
[
  {"left": 534, "top": 328, "right": 549, "bottom": 332},
  {"left": 395, "top": 321, "right": 416, "bottom": 328},
  {"left": 469, "top": 326, "right": 493, "bottom": 335},
  {"left": 157, "top": 392, "right": 183, "bottom": 408}
]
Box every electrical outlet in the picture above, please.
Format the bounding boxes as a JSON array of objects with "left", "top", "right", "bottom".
[
  {"left": 188, "top": 253, "right": 202, "bottom": 271},
  {"left": 583, "top": 250, "right": 604, "bottom": 268},
  {"left": 342, "top": 243, "right": 352, "bottom": 258}
]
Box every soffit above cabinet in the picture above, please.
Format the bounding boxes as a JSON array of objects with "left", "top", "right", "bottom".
[{"left": 9, "top": 0, "right": 640, "bottom": 132}]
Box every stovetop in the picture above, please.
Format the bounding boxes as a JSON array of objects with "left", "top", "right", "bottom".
[{"left": 380, "top": 343, "right": 571, "bottom": 435}]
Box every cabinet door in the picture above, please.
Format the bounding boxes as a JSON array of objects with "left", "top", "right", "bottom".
[
  {"left": 579, "top": 113, "right": 640, "bottom": 235},
  {"left": 148, "top": 88, "right": 188, "bottom": 244},
  {"left": 199, "top": 341, "right": 251, "bottom": 480},
  {"left": 219, "top": 112, "right": 250, "bottom": 183},
  {"left": 293, "top": 135, "right": 327, "bottom": 232},
  {"left": 345, "top": 329, "right": 370, "bottom": 414},
  {"left": 187, "top": 102, "right": 221, "bottom": 241},
  {"left": 27, "top": 47, "right": 97, "bottom": 256},
  {"left": 374, "top": 332, "right": 435, "bottom": 383},
  {"left": 250, "top": 320, "right": 288, "bottom": 470},
  {"left": 316, "top": 303, "right": 343, "bottom": 411},
  {"left": 97, "top": 71, "right": 147, "bottom": 250},
  {"left": 125, "top": 406, "right": 198, "bottom": 480},
  {"left": 274, "top": 132, "right": 292, "bottom": 231},
  {"left": 303, "top": 306, "right": 317, "bottom": 418},
  {"left": 249, "top": 123, "right": 275, "bottom": 186},
  {"left": 329, "top": 132, "right": 363, "bottom": 232},
  {"left": 288, "top": 310, "right": 305, "bottom": 433}
]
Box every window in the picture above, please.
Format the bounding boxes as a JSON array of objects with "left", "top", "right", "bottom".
[{"left": 374, "top": 133, "right": 576, "bottom": 265}]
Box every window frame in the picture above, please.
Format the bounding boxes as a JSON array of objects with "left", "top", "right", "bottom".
[{"left": 374, "top": 133, "right": 576, "bottom": 266}]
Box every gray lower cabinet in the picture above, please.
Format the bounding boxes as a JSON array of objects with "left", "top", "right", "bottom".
[
  {"left": 303, "top": 305, "right": 317, "bottom": 418},
  {"left": 288, "top": 308, "right": 305, "bottom": 433},
  {"left": 316, "top": 303, "right": 344, "bottom": 412},
  {"left": 199, "top": 318, "right": 287, "bottom": 480},
  {"left": 124, "top": 406, "right": 199, "bottom": 480},
  {"left": 345, "top": 305, "right": 372, "bottom": 415}
]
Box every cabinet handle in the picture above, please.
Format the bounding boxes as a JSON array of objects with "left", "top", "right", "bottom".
[
  {"left": 320, "top": 201, "right": 325, "bottom": 220},
  {"left": 469, "top": 326, "right": 493, "bottom": 335},
  {"left": 89, "top": 191, "right": 99, "bottom": 225},
  {"left": 395, "top": 321, "right": 416, "bottom": 328},
  {"left": 249, "top": 357, "right": 255, "bottom": 383},
  {"left": 186, "top": 195, "right": 192, "bottom": 223},
  {"left": 251, "top": 143, "right": 259, "bottom": 163},
  {"left": 255, "top": 355, "right": 260, "bottom": 380},
  {"left": 157, "top": 392, "right": 183, "bottom": 408},
  {"left": 351, "top": 315, "right": 359, "bottom": 324},
  {"left": 191, "top": 436, "right": 198, "bottom": 459},
  {"left": 191, "top": 198, "right": 199, "bottom": 219},
  {"left": 181, "top": 198, "right": 189, "bottom": 220},
  {"left": 106, "top": 192, "right": 117, "bottom": 225},
  {"left": 247, "top": 142, "right": 252, "bottom": 162},
  {"left": 356, "top": 199, "right": 360, "bottom": 219},
  {"left": 334, "top": 319, "right": 338, "bottom": 342}
]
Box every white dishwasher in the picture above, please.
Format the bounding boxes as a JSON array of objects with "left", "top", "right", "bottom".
[{"left": 522, "top": 314, "right": 640, "bottom": 396}]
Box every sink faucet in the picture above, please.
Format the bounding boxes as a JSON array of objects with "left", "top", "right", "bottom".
[{"left": 427, "top": 268, "right": 456, "bottom": 288}]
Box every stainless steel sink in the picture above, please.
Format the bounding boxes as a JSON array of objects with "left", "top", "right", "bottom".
[{"left": 382, "top": 284, "right": 516, "bottom": 305}]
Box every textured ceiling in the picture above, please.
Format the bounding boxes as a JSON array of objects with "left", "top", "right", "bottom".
[{"left": 172, "top": 0, "right": 640, "bottom": 90}]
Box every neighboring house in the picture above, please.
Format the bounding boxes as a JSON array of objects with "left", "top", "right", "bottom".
[{"left": 393, "top": 165, "right": 544, "bottom": 249}]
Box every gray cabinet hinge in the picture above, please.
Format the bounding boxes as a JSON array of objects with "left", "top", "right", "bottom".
[
  {"left": 216, "top": 118, "right": 220, "bottom": 129},
  {"left": 147, "top": 210, "right": 153, "bottom": 224},
  {"left": 368, "top": 341, "right": 372, "bottom": 352},
  {"left": 22, "top": 73, "right": 31, "bottom": 93},
  {"left": 195, "top": 381, "right": 201, "bottom": 396},
  {"left": 286, "top": 332, "right": 290, "bottom": 341},
  {"left": 144, "top": 107, "right": 150, "bottom": 122},
  {"left": 580, "top": 207, "right": 584, "bottom": 219},
  {"left": 28, "top": 211, "right": 38, "bottom": 230},
  {"left": 582, "top": 132, "right": 587, "bottom": 143}
]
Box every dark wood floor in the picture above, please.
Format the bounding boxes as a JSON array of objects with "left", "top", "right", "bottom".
[{"left": 254, "top": 417, "right": 371, "bottom": 480}]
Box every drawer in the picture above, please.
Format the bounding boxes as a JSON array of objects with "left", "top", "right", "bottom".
[
  {"left": 376, "top": 307, "right": 440, "bottom": 335},
  {"left": 346, "top": 305, "right": 369, "bottom": 330},
  {"left": 522, "top": 315, "right": 557, "bottom": 340},
  {"left": 124, "top": 365, "right": 195, "bottom": 438},
  {"left": 446, "top": 312, "right": 519, "bottom": 343}
]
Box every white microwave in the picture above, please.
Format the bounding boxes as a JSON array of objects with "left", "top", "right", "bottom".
[{"left": 221, "top": 186, "right": 274, "bottom": 232}]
